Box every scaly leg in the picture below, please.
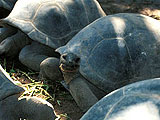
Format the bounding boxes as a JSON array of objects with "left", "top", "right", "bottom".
[{"left": 0, "top": 29, "right": 31, "bottom": 57}]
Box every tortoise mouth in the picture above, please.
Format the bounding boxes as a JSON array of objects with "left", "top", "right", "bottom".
[{"left": 59, "top": 63, "right": 79, "bottom": 73}]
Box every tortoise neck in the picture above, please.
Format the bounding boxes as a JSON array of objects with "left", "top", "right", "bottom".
[{"left": 62, "top": 70, "right": 81, "bottom": 84}]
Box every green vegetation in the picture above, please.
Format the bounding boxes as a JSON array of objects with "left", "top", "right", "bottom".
[{"left": 1, "top": 58, "right": 54, "bottom": 101}]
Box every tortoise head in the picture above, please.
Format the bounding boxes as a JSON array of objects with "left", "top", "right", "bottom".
[{"left": 60, "top": 53, "right": 80, "bottom": 73}]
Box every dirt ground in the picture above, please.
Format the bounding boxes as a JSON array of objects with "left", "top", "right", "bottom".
[
  {"left": 99, "top": 0, "right": 160, "bottom": 19},
  {"left": 1, "top": 1, "right": 160, "bottom": 120}
]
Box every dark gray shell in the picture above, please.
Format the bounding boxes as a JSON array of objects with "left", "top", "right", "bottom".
[
  {"left": 99, "top": 0, "right": 160, "bottom": 4},
  {"left": 1, "top": 0, "right": 105, "bottom": 49},
  {"left": 57, "top": 13, "right": 160, "bottom": 92},
  {"left": 0, "top": 0, "right": 17, "bottom": 10},
  {"left": 81, "top": 78, "right": 160, "bottom": 120},
  {"left": 0, "top": 65, "right": 24, "bottom": 100}
]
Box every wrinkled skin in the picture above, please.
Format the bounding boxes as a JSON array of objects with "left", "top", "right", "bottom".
[
  {"left": 0, "top": 27, "right": 31, "bottom": 57},
  {"left": 60, "top": 53, "right": 105, "bottom": 112},
  {"left": 0, "top": 0, "right": 29, "bottom": 58}
]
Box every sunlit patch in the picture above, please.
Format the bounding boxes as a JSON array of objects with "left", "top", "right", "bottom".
[
  {"left": 69, "top": 42, "right": 81, "bottom": 52},
  {"left": 106, "top": 102, "right": 160, "bottom": 120},
  {"left": 142, "top": 14, "right": 160, "bottom": 40},
  {"left": 117, "top": 37, "right": 125, "bottom": 48},
  {"left": 110, "top": 17, "right": 126, "bottom": 38}
]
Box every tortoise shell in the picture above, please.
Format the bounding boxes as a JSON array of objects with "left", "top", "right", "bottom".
[
  {"left": 81, "top": 78, "right": 160, "bottom": 120},
  {"left": 1, "top": 0, "right": 106, "bottom": 49},
  {"left": 0, "top": 65, "right": 24, "bottom": 100},
  {"left": 57, "top": 13, "right": 160, "bottom": 92}
]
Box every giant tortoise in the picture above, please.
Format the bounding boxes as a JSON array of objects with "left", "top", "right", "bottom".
[
  {"left": 0, "top": 65, "right": 55, "bottom": 120},
  {"left": 81, "top": 78, "right": 160, "bottom": 120},
  {"left": 57, "top": 13, "right": 160, "bottom": 111},
  {"left": 0, "top": 0, "right": 106, "bottom": 81}
]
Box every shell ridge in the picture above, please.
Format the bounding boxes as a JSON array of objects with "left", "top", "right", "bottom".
[
  {"left": 104, "top": 96, "right": 125, "bottom": 119},
  {"left": 82, "top": 27, "right": 117, "bottom": 91},
  {"left": 58, "top": 1, "right": 72, "bottom": 30},
  {"left": 6, "top": 17, "right": 31, "bottom": 24},
  {"left": 29, "top": 20, "right": 81, "bottom": 40},
  {"left": 31, "top": 2, "right": 42, "bottom": 23},
  {"left": 80, "top": 0, "right": 89, "bottom": 24},
  {"left": 123, "top": 35, "right": 133, "bottom": 64},
  {"left": 28, "top": 28, "right": 35, "bottom": 36},
  {"left": 123, "top": 87, "right": 125, "bottom": 96}
]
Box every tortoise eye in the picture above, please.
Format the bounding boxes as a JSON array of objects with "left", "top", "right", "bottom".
[{"left": 75, "top": 57, "right": 80, "bottom": 63}]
